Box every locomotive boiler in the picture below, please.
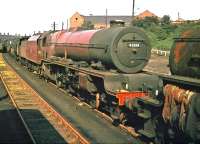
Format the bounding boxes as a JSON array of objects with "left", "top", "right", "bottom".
[
  {"left": 169, "top": 28, "right": 200, "bottom": 78},
  {"left": 42, "top": 20, "right": 151, "bottom": 73}
]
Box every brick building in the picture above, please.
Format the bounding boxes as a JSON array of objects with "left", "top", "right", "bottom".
[
  {"left": 70, "top": 12, "right": 132, "bottom": 29},
  {"left": 70, "top": 12, "right": 85, "bottom": 29},
  {"left": 70, "top": 10, "right": 158, "bottom": 29},
  {"left": 135, "top": 10, "right": 158, "bottom": 19}
]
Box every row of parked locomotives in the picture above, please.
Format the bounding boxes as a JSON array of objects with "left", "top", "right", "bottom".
[{"left": 12, "top": 22, "right": 199, "bottom": 143}]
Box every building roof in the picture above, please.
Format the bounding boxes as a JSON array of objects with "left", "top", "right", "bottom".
[
  {"left": 83, "top": 15, "right": 132, "bottom": 24},
  {"left": 136, "top": 10, "right": 158, "bottom": 19},
  {"left": 176, "top": 18, "right": 185, "bottom": 22}
]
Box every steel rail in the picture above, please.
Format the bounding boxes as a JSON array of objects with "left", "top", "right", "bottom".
[
  {"left": 0, "top": 54, "right": 89, "bottom": 144},
  {"left": 0, "top": 67, "right": 37, "bottom": 143}
]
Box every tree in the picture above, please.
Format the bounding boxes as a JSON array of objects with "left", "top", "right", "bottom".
[
  {"left": 81, "top": 21, "right": 94, "bottom": 30},
  {"left": 144, "top": 16, "right": 159, "bottom": 25},
  {"left": 132, "top": 16, "right": 159, "bottom": 28},
  {"left": 161, "top": 15, "right": 171, "bottom": 25}
]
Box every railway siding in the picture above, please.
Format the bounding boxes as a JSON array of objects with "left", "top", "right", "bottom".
[{"left": 0, "top": 54, "right": 89, "bottom": 144}]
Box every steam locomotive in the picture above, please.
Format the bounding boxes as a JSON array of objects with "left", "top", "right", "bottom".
[
  {"left": 14, "top": 20, "right": 164, "bottom": 142},
  {"left": 7, "top": 21, "right": 199, "bottom": 143}
]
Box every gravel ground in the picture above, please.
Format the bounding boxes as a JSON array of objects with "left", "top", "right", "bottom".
[
  {"left": 4, "top": 54, "right": 139, "bottom": 143},
  {"left": 144, "top": 54, "right": 170, "bottom": 75}
]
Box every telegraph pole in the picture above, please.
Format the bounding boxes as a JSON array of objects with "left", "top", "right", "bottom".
[
  {"left": 132, "top": 0, "right": 135, "bottom": 17},
  {"left": 61, "top": 21, "right": 64, "bottom": 30},
  {"left": 67, "top": 19, "right": 69, "bottom": 31},
  {"left": 52, "top": 21, "right": 56, "bottom": 31},
  {"left": 178, "top": 12, "right": 180, "bottom": 19},
  {"left": 106, "top": 8, "right": 108, "bottom": 28},
  {"left": 53, "top": 21, "right": 56, "bottom": 31}
]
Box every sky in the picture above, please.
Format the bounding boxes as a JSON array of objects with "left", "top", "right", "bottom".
[{"left": 0, "top": 0, "right": 199, "bottom": 35}]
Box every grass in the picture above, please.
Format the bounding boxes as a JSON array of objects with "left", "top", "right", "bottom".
[{"left": 137, "top": 22, "right": 200, "bottom": 50}]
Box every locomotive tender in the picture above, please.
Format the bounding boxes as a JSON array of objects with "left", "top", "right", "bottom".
[
  {"left": 164, "top": 28, "right": 200, "bottom": 143},
  {"left": 170, "top": 29, "right": 200, "bottom": 78},
  {"left": 16, "top": 21, "right": 163, "bottom": 142}
]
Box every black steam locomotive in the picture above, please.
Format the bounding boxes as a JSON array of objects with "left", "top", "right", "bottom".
[{"left": 9, "top": 20, "right": 163, "bottom": 142}]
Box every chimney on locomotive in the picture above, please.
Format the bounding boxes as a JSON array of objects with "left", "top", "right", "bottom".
[{"left": 110, "top": 20, "right": 125, "bottom": 27}]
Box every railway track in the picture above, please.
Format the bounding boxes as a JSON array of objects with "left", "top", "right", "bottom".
[
  {"left": 0, "top": 80, "right": 32, "bottom": 143},
  {"left": 4, "top": 53, "right": 138, "bottom": 143},
  {"left": 0, "top": 54, "right": 89, "bottom": 144}
]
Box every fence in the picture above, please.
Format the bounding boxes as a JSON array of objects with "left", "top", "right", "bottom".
[{"left": 151, "top": 49, "right": 170, "bottom": 57}]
